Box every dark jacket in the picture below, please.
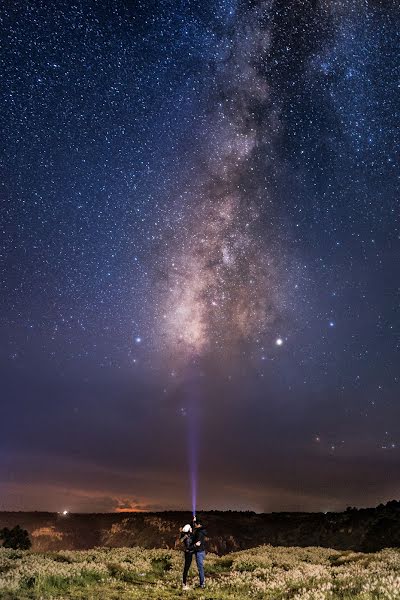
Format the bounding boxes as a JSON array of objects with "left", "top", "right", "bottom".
[
  {"left": 193, "top": 526, "right": 207, "bottom": 552},
  {"left": 180, "top": 532, "right": 194, "bottom": 554}
]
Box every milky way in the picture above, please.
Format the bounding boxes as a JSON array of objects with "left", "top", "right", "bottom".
[{"left": 156, "top": 2, "right": 295, "bottom": 367}]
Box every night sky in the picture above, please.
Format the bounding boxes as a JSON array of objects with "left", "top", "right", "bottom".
[{"left": 1, "top": 0, "right": 399, "bottom": 513}]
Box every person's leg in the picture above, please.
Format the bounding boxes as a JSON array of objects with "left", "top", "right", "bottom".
[
  {"left": 195, "top": 551, "right": 205, "bottom": 586},
  {"left": 183, "top": 553, "right": 192, "bottom": 585}
]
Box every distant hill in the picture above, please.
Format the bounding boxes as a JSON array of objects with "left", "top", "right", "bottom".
[{"left": 0, "top": 501, "right": 399, "bottom": 554}]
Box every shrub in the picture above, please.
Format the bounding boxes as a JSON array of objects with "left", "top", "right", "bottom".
[
  {"left": 0, "top": 526, "right": 31, "bottom": 550},
  {"left": 150, "top": 555, "right": 172, "bottom": 574},
  {"left": 207, "top": 557, "right": 234, "bottom": 574}
]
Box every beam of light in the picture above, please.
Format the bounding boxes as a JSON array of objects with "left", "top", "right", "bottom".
[
  {"left": 187, "top": 391, "right": 199, "bottom": 517},
  {"left": 182, "top": 366, "right": 201, "bottom": 517},
  {"left": 189, "top": 424, "right": 197, "bottom": 517}
]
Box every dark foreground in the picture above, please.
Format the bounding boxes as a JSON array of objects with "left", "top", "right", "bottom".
[{"left": 1, "top": 501, "right": 399, "bottom": 554}]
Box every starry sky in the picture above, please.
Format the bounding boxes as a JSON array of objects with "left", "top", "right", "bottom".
[{"left": 1, "top": 0, "right": 399, "bottom": 513}]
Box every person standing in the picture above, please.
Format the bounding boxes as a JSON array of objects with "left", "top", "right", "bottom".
[
  {"left": 192, "top": 517, "right": 207, "bottom": 588},
  {"left": 180, "top": 524, "right": 194, "bottom": 590}
]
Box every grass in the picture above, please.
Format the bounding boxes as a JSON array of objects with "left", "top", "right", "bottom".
[{"left": 0, "top": 545, "right": 398, "bottom": 599}]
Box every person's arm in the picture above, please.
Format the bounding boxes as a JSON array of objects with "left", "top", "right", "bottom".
[{"left": 195, "top": 530, "right": 205, "bottom": 547}]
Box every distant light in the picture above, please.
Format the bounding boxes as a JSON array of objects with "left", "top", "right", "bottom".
[
  {"left": 135, "top": 336, "right": 142, "bottom": 343},
  {"left": 275, "top": 338, "right": 283, "bottom": 346},
  {"left": 62, "top": 510, "right": 68, "bottom": 516},
  {"left": 329, "top": 321, "right": 335, "bottom": 327}
]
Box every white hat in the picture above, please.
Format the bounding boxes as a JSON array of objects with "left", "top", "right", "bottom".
[{"left": 182, "top": 524, "right": 192, "bottom": 533}]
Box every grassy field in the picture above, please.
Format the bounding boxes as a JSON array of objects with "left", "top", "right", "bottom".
[{"left": 0, "top": 545, "right": 399, "bottom": 599}]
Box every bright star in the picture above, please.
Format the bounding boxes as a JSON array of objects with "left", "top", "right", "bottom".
[{"left": 275, "top": 338, "right": 283, "bottom": 346}]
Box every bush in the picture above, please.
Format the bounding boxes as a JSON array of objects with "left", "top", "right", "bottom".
[
  {"left": 0, "top": 526, "right": 31, "bottom": 550},
  {"left": 150, "top": 555, "right": 172, "bottom": 574},
  {"left": 206, "top": 557, "right": 234, "bottom": 574}
]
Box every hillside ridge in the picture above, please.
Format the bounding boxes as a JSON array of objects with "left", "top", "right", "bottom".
[{"left": 1, "top": 501, "right": 399, "bottom": 554}]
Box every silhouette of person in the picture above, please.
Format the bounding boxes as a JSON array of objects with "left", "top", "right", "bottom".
[
  {"left": 180, "top": 523, "right": 194, "bottom": 590},
  {"left": 192, "top": 516, "right": 207, "bottom": 588}
]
